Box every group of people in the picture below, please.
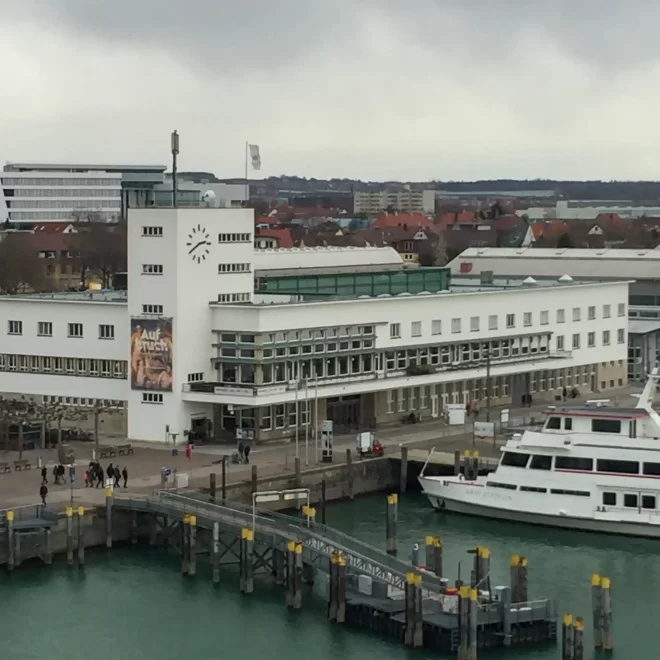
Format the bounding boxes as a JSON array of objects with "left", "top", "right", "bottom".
[{"left": 85, "top": 462, "right": 128, "bottom": 489}]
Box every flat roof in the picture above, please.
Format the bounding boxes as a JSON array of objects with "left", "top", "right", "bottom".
[
  {"left": 456, "top": 247, "right": 660, "bottom": 262},
  {"left": 3, "top": 163, "right": 167, "bottom": 173},
  {"left": 629, "top": 319, "right": 660, "bottom": 335},
  {"left": 0, "top": 290, "right": 127, "bottom": 304},
  {"left": 254, "top": 246, "right": 403, "bottom": 272},
  {"left": 546, "top": 406, "right": 648, "bottom": 419}
]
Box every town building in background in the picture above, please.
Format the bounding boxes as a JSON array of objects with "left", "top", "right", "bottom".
[{"left": 353, "top": 188, "right": 435, "bottom": 215}]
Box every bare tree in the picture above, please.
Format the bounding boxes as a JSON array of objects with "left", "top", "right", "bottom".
[
  {"left": 433, "top": 230, "right": 448, "bottom": 266},
  {"left": 0, "top": 398, "right": 39, "bottom": 459},
  {"left": 75, "top": 400, "right": 124, "bottom": 455},
  {"left": 0, "top": 234, "right": 45, "bottom": 294}
]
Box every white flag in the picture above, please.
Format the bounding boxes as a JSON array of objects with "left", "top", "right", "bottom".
[{"left": 248, "top": 144, "right": 261, "bottom": 170}]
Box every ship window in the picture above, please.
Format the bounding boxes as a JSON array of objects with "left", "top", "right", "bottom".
[
  {"left": 550, "top": 489, "right": 590, "bottom": 497},
  {"left": 597, "top": 459, "right": 639, "bottom": 475},
  {"left": 564, "top": 418, "right": 573, "bottom": 430},
  {"left": 591, "top": 418, "right": 621, "bottom": 434},
  {"left": 488, "top": 481, "right": 517, "bottom": 490},
  {"left": 520, "top": 486, "right": 546, "bottom": 493},
  {"left": 602, "top": 492, "right": 616, "bottom": 506},
  {"left": 643, "top": 462, "right": 660, "bottom": 476},
  {"left": 555, "top": 456, "right": 593, "bottom": 471},
  {"left": 624, "top": 493, "right": 638, "bottom": 508},
  {"left": 642, "top": 495, "right": 656, "bottom": 510},
  {"left": 530, "top": 455, "right": 552, "bottom": 470},
  {"left": 546, "top": 416, "right": 561, "bottom": 429},
  {"left": 501, "top": 452, "right": 530, "bottom": 468}
]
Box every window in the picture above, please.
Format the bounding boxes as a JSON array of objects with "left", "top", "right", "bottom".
[
  {"left": 187, "top": 372, "right": 204, "bottom": 382},
  {"left": 142, "top": 304, "right": 164, "bottom": 314},
  {"left": 451, "top": 318, "right": 461, "bottom": 334},
  {"left": 546, "top": 417, "right": 561, "bottom": 429},
  {"left": 557, "top": 309, "right": 565, "bottom": 323},
  {"left": 597, "top": 458, "right": 638, "bottom": 474},
  {"left": 588, "top": 306, "right": 596, "bottom": 320},
  {"left": 470, "top": 316, "right": 480, "bottom": 332},
  {"left": 555, "top": 456, "right": 593, "bottom": 471},
  {"left": 523, "top": 312, "right": 532, "bottom": 327},
  {"left": 643, "top": 462, "right": 660, "bottom": 476},
  {"left": 565, "top": 418, "right": 573, "bottom": 430},
  {"left": 487, "top": 482, "right": 517, "bottom": 490},
  {"left": 431, "top": 320, "right": 442, "bottom": 335},
  {"left": 603, "top": 330, "right": 610, "bottom": 346},
  {"left": 643, "top": 495, "right": 656, "bottom": 509},
  {"left": 556, "top": 335, "right": 564, "bottom": 351},
  {"left": 142, "top": 392, "right": 163, "bottom": 404},
  {"left": 37, "top": 322, "right": 52, "bottom": 337},
  {"left": 520, "top": 486, "right": 546, "bottom": 493},
  {"left": 530, "top": 455, "right": 552, "bottom": 470},
  {"left": 592, "top": 419, "right": 622, "bottom": 434},
  {"left": 540, "top": 311, "right": 549, "bottom": 325},
  {"left": 506, "top": 314, "right": 515, "bottom": 328},
  {"left": 411, "top": 321, "right": 421, "bottom": 337},
  {"left": 572, "top": 307, "right": 581, "bottom": 322},
  {"left": 142, "top": 226, "right": 163, "bottom": 237},
  {"left": 99, "top": 324, "right": 115, "bottom": 340},
  {"left": 500, "top": 452, "right": 530, "bottom": 468},
  {"left": 68, "top": 323, "right": 83, "bottom": 338},
  {"left": 624, "top": 493, "right": 638, "bottom": 508},
  {"left": 274, "top": 405, "right": 285, "bottom": 428},
  {"left": 618, "top": 303, "right": 625, "bottom": 317},
  {"left": 261, "top": 407, "right": 272, "bottom": 430},
  {"left": 572, "top": 334, "right": 580, "bottom": 349},
  {"left": 602, "top": 492, "right": 616, "bottom": 506},
  {"left": 218, "top": 232, "right": 251, "bottom": 243},
  {"left": 550, "top": 489, "right": 590, "bottom": 497},
  {"left": 603, "top": 304, "right": 611, "bottom": 318},
  {"left": 218, "top": 263, "right": 251, "bottom": 273},
  {"left": 588, "top": 332, "right": 595, "bottom": 348},
  {"left": 8, "top": 320, "right": 22, "bottom": 335},
  {"left": 142, "top": 264, "right": 163, "bottom": 275},
  {"left": 390, "top": 323, "right": 401, "bottom": 338},
  {"left": 488, "top": 315, "right": 498, "bottom": 330},
  {"left": 617, "top": 329, "right": 625, "bottom": 344}
]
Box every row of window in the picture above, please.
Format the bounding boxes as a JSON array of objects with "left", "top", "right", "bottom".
[
  {"left": 43, "top": 395, "right": 126, "bottom": 408},
  {"left": 11, "top": 188, "right": 121, "bottom": 198},
  {"left": 9, "top": 211, "right": 117, "bottom": 221},
  {"left": 217, "top": 326, "right": 375, "bottom": 345},
  {"left": 142, "top": 392, "right": 164, "bottom": 404},
  {"left": 501, "top": 451, "right": 660, "bottom": 476},
  {"left": 218, "top": 233, "right": 251, "bottom": 243},
  {"left": 0, "top": 354, "right": 128, "bottom": 379},
  {"left": 488, "top": 482, "right": 590, "bottom": 496},
  {"left": 142, "top": 264, "right": 163, "bottom": 275},
  {"left": 218, "top": 263, "right": 251, "bottom": 274},
  {"left": 389, "top": 304, "right": 626, "bottom": 339},
  {"left": 217, "top": 293, "right": 251, "bottom": 303},
  {"left": 187, "top": 372, "right": 204, "bottom": 382},
  {"left": 8, "top": 320, "right": 115, "bottom": 340},
  {"left": 8, "top": 199, "right": 121, "bottom": 209},
  {"left": 2, "top": 177, "right": 121, "bottom": 186},
  {"left": 556, "top": 329, "right": 626, "bottom": 351},
  {"left": 142, "top": 226, "right": 163, "bottom": 237}
]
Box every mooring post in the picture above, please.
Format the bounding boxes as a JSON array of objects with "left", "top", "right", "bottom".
[
  {"left": 131, "top": 510, "right": 138, "bottom": 545},
  {"left": 328, "top": 552, "right": 338, "bottom": 621},
  {"left": 573, "top": 617, "right": 584, "bottom": 660},
  {"left": 294, "top": 457, "right": 302, "bottom": 488},
  {"left": 562, "top": 614, "right": 575, "bottom": 660},
  {"left": 454, "top": 449, "right": 461, "bottom": 476},
  {"left": 77, "top": 506, "right": 85, "bottom": 568},
  {"left": 209, "top": 473, "right": 216, "bottom": 502},
  {"left": 472, "top": 451, "right": 480, "bottom": 481},
  {"left": 6, "top": 509, "right": 15, "bottom": 572},
  {"left": 413, "top": 573, "right": 423, "bottom": 648},
  {"left": 181, "top": 514, "right": 190, "bottom": 575},
  {"left": 499, "top": 586, "right": 512, "bottom": 646},
  {"left": 458, "top": 585, "right": 470, "bottom": 660},
  {"left": 188, "top": 515, "right": 197, "bottom": 577},
  {"left": 337, "top": 552, "right": 347, "bottom": 623},
  {"left": 478, "top": 546, "right": 491, "bottom": 588},
  {"left": 428, "top": 536, "right": 442, "bottom": 577},
  {"left": 346, "top": 449, "right": 354, "bottom": 500},
  {"left": 464, "top": 450, "right": 471, "bottom": 480},
  {"left": 105, "top": 487, "right": 113, "bottom": 549},
  {"left": 293, "top": 542, "right": 303, "bottom": 609},
  {"left": 591, "top": 573, "right": 602, "bottom": 649},
  {"left": 467, "top": 587, "right": 478, "bottom": 660},
  {"left": 518, "top": 556, "right": 528, "bottom": 602},
  {"left": 221, "top": 456, "right": 227, "bottom": 501},
  {"left": 404, "top": 573, "right": 414, "bottom": 646},
  {"left": 44, "top": 527, "right": 52, "bottom": 565},
  {"left": 386, "top": 493, "right": 398, "bottom": 556},
  {"left": 273, "top": 547, "right": 286, "bottom": 586},
  {"left": 66, "top": 506, "right": 74, "bottom": 567},
  {"left": 399, "top": 445, "right": 408, "bottom": 493},
  {"left": 601, "top": 576, "right": 613, "bottom": 651},
  {"left": 510, "top": 555, "right": 520, "bottom": 603},
  {"left": 240, "top": 527, "right": 254, "bottom": 593},
  {"left": 320, "top": 479, "right": 327, "bottom": 524},
  {"left": 212, "top": 521, "right": 220, "bottom": 584}
]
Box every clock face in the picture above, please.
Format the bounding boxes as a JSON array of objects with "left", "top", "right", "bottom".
[{"left": 186, "top": 225, "right": 211, "bottom": 264}]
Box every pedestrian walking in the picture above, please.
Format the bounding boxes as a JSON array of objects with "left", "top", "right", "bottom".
[
  {"left": 41, "top": 466, "right": 48, "bottom": 486},
  {"left": 52, "top": 464, "right": 59, "bottom": 485},
  {"left": 39, "top": 484, "right": 48, "bottom": 506},
  {"left": 106, "top": 463, "right": 114, "bottom": 485},
  {"left": 57, "top": 464, "right": 66, "bottom": 484},
  {"left": 244, "top": 444, "right": 251, "bottom": 464},
  {"left": 122, "top": 466, "right": 128, "bottom": 488},
  {"left": 113, "top": 465, "right": 121, "bottom": 487},
  {"left": 84, "top": 469, "right": 90, "bottom": 487},
  {"left": 95, "top": 463, "right": 104, "bottom": 488}
]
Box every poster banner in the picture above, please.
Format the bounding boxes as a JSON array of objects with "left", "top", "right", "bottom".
[{"left": 130, "top": 317, "right": 173, "bottom": 391}]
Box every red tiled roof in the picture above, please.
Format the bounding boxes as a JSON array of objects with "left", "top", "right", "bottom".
[
  {"left": 373, "top": 213, "right": 433, "bottom": 229},
  {"left": 33, "top": 222, "right": 76, "bottom": 233},
  {"left": 255, "top": 228, "right": 294, "bottom": 248}
]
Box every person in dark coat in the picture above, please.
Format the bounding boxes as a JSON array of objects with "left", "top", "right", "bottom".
[
  {"left": 52, "top": 464, "right": 59, "bottom": 485},
  {"left": 57, "top": 464, "right": 66, "bottom": 484},
  {"left": 244, "top": 444, "right": 251, "bottom": 464},
  {"left": 95, "top": 463, "right": 104, "bottom": 488},
  {"left": 122, "top": 466, "right": 128, "bottom": 488},
  {"left": 41, "top": 466, "right": 48, "bottom": 486},
  {"left": 39, "top": 484, "right": 48, "bottom": 506},
  {"left": 106, "top": 463, "right": 114, "bottom": 484},
  {"left": 113, "top": 465, "right": 121, "bottom": 487}
]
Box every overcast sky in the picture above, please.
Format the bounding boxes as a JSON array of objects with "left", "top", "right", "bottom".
[{"left": 3, "top": 1, "right": 660, "bottom": 181}]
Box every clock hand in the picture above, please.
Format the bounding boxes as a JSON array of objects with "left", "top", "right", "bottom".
[{"left": 189, "top": 241, "right": 204, "bottom": 254}]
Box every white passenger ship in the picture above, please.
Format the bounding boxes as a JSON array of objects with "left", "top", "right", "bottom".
[{"left": 419, "top": 370, "right": 660, "bottom": 538}]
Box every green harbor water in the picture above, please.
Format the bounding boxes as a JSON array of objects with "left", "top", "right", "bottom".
[{"left": 1, "top": 493, "right": 656, "bottom": 660}]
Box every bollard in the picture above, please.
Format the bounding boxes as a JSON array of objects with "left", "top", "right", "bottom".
[
  {"left": 181, "top": 514, "right": 190, "bottom": 575},
  {"left": 66, "top": 506, "right": 74, "bottom": 567},
  {"left": 77, "top": 506, "right": 85, "bottom": 568},
  {"left": 209, "top": 473, "right": 216, "bottom": 502},
  {"left": 574, "top": 617, "right": 584, "bottom": 660},
  {"left": 188, "top": 515, "right": 197, "bottom": 577},
  {"left": 478, "top": 546, "right": 491, "bottom": 589},
  {"left": 591, "top": 574, "right": 602, "bottom": 649},
  {"left": 320, "top": 479, "right": 327, "bottom": 524},
  {"left": 328, "top": 552, "right": 338, "bottom": 621},
  {"left": 404, "top": 572, "right": 423, "bottom": 648},
  {"left": 601, "top": 576, "right": 613, "bottom": 651},
  {"left": 458, "top": 585, "right": 470, "bottom": 660},
  {"left": 286, "top": 541, "right": 303, "bottom": 609},
  {"left": 499, "top": 586, "right": 512, "bottom": 646},
  {"left": 518, "top": 556, "right": 528, "bottom": 602},
  {"left": 240, "top": 527, "right": 254, "bottom": 593},
  {"left": 212, "top": 521, "right": 220, "bottom": 584},
  {"left": 346, "top": 449, "right": 354, "bottom": 500},
  {"left": 399, "top": 445, "right": 408, "bottom": 493},
  {"left": 467, "top": 587, "right": 478, "bottom": 660},
  {"left": 510, "top": 554, "right": 519, "bottom": 602},
  {"left": 7, "top": 510, "right": 15, "bottom": 572},
  {"left": 251, "top": 464, "right": 258, "bottom": 495},
  {"left": 386, "top": 493, "right": 398, "bottom": 556},
  {"left": 105, "top": 487, "right": 113, "bottom": 549},
  {"left": 294, "top": 457, "right": 302, "bottom": 488},
  {"left": 131, "top": 511, "right": 138, "bottom": 545},
  {"left": 302, "top": 504, "right": 316, "bottom": 528},
  {"left": 425, "top": 535, "right": 442, "bottom": 578},
  {"left": 453, "top": 449, "right": 461, "bottom": 476},
  {"left": 336, "top": 552, "right": 347, "bottom": 623},
  {"left": 562, "top": 614, "right": 575, "bottom": 660},
  {"left": 411, "top": 543, "right": 420, "bottom": 567},
  {"left": 221, "top": 456, "right": 227, "bottom": 501}
]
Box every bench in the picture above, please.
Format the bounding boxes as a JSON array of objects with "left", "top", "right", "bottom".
[
  {"left": 98, "top": 445, "right": 116, "bottom": 459},
  {"left": 117, "top": 444, "right": 134, "bottom": 456},
  {"left": 0, "top": 462, "right": 11, "bottom": 473},
  {"left": 14, "top": 459, "right": 31, "bottom": 471}
]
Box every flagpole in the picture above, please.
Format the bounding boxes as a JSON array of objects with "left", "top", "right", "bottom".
[{"left": 244, "top": 141, "right": 249, "bottom": 204}]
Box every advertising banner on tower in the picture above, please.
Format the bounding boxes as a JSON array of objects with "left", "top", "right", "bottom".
[{"left": 130, "top": 317, "right": 173, "bottom": 391}]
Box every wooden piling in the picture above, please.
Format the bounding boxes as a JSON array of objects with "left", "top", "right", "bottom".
[
  {"left": 105, "top": 487, "right": 113, "bottom": 549},
  {"left": 510, "top": 554, "right": 520, "bottom": 602},
  {"left": 519, "top": 556, "right": 528, "bottom": 602},
  {"left": 601, "top": 576, "right": 613, "bottom": 651},
  {"left": 591, "top": 573, "right": 602, "bottom": 649},
  {"left": 209, "top": 472, "right": 216, "bottom": 502},
  {"left": 320, "top": 479, "right": 327, "bottom": 524},
  {"left": 404, "top": 572, "right": 423, "bottom": 648},
  {"left": 467, "top": 587, "right": 478, "bottom": 660},
  {"left": 346, "top": 449, "right": 354, "bottom": 500},
  {"left": 425, "top": 535, "right": 442, "bottom": 578},
  {"left": 286, "top": 541, "right": 303, "bottom": 609},
  {"left": 454, "top": 449, "right": 461, "bottom": 475},
  {"left": 251, "top": 465, "right": 258, "bottom": 495},
  {"left": 221, "top": 456, "right": 227, "bottom": 501},
  {"left": 478, "top": 546, "right": 490, "bottom": 589},
  {"left": 131, "top": 510, "right": 138, "bottom": 545},
  {"left": 458, "top": 585, "right": 470, "bottom": 660},
  {"left": 500, "top": 585, "right": 512, "bottom": 646},
  {"left": 562, "top": 614, "right": 575, "bottom": 660},
  {"left": 44, "top": 527, "right": 52, "bottom": 565},
  {"left": 188, "top": 515, "right": 197, "bottom": 577},
  {"left": 328, "top": 552, "right": 338, "bottom": 621},
  {"left": 211, "top": 521, "right": 220, "bottom": 584},
  {"left": 240, "top": 527, "right": 254, "bottom": 593},
  {"left": 181, "top": 514, "right": 190, "bottom": 575},
  {"left": 336, "top": 552, "right": 347, "bottom": 624},
  {"left": 399, "top": 445, "right": 408, "bottom": 493},
  {"left": 273, "top": 547, "right": 286, "bottom": 586},
  {"left": 6, "top": 510, "right": 15, "bottom": 572},
  {"left": 386, "top": 493, "right": 398, "bottom": 556},
  {"left": 574, "top": 617, "right": 584, "bottom": 660},
  {"left": 77, "top": 506, "right": 85, "bottom": 568},
  {"left": 66, "top": 506, "right": 74, "bottom": 567},
  {"left": 294, "top": 457, "right": 302, "bottom": 488}
]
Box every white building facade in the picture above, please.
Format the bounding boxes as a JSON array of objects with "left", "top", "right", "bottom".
[{"left": 0, "top": 208, "right": 630, "bottom": 444}]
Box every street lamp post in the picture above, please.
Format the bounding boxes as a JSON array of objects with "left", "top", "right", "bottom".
[
  {"left": 314, "top": 377, "right": 319, "bottom": 463},
  {"left": 304, "top": 379, "right": 309, "bottom": 466},
  {"left": 294, "top": 379, "right": 299, "bottom": 460}
]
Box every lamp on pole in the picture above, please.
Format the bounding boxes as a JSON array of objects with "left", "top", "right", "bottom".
[
  {"left": 294, "top": 379, "right": 299, "bottom": 460},
  {"left": 304, "top": 378, "right": 309, "bottom": 466},
  {"left": 314, "top": 377, "right": 319, "bottom": 463},
  {"left": 485, "top": 342, "right": 492, "bottom": 423},
  {"left": 170, "top": 130, "right": 179, "bottom": 209}
]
